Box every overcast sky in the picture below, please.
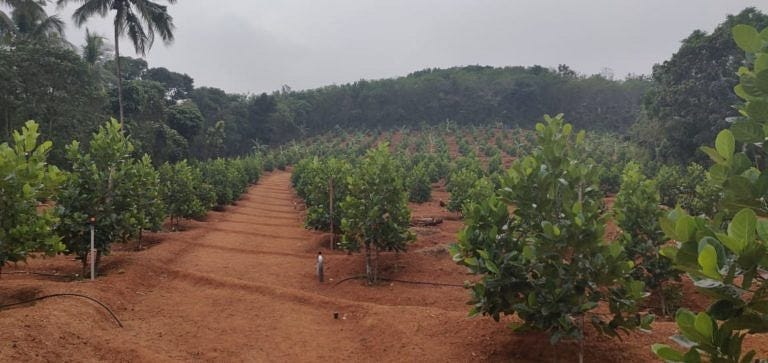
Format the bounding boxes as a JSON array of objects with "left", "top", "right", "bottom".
[{"left": 48, "top": 0, "right": 766, "bottom": 94}]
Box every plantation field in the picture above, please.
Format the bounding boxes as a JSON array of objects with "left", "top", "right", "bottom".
[{"left": 2, "top": 169, "right": 766, "bottom": 362}]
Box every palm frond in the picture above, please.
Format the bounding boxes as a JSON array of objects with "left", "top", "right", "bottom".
[
  {"left": 0, "top": 10, "right": 13, "bottom": 34},
  {"left": 131, "top": 0, "right": 173, "bottom": 43},
  {"left": 31, "top": 14, "right": 65, "bottom": 38},
  {"left": 124, "top": 6, "right": 147, "bottom": 54},
  {"left": 82, "top": 27, "right": 108, "bottom": 64},
  {"left": 65, "top": 0, "right": 113, "bottom": 26}
]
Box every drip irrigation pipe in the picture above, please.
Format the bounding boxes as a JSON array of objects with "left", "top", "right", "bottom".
[
  {"left": 0, "top": 293, "right": 124, "bottom": 328},
  {"left": 334, "top": 275, "right": 464, "bottom": 288},
  {"left": 1, "top": 271, "right": 74, "bottom": 278}
]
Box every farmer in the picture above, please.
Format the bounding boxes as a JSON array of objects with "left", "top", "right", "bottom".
[{"left": 317, "top": 251, "right": 324, "bottom": 283}]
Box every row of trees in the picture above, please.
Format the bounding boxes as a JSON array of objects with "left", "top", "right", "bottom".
[
  {"left": 275, "top": 65, "right": 650, "bottom": 136},
  {"left": 451, "top": 23, "right": 768, "bottom": 362},
  {"left": 1, "top": 119, "right": 265, "bottom": 276},
  {"left": 292, "top": 144, "right": 414, "bottom": 284}
]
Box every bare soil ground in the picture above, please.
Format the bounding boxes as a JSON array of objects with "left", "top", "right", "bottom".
[{"left": 1, "top": 171, "right": 766, "bottom": 362}]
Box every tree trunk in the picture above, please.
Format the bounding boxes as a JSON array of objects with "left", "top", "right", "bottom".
[
  {"left": 374, "top": 247, "right": 380, "bottom": 284},
  {"left": 81, "top": 253, "right": 88, "bottom": 278},
  {"left": 114, "top": 25, "right": 125, "bottom": 131},
  {"left": 95, "top": 249, "right": 102, "bottom": 277},
  {"left": 365, "top": 243, "right": 373, "bottom": 284},
  {"left": 579, "top": 314, "right": 585, "bottom": 363}
]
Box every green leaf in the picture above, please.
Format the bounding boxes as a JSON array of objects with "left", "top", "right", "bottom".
[
  {"left": 733, "top": 24, "right": 763, "bottom": 53},
  {"left": 730, "top": 121, "right": 764, "bottom": 143},
  {"left": 756, "top": 219, "right": 768, "bottom": 241},
  {"left": 698, "top": 243, "right": 721, "bottom": 280},
  {"left": 715, "top": 129, "right": 735, "bottom": 160},
  {"left": 485, "top": 259, "right": 499, "bottom": 274},
  {"left": 716, "top": 233, "right": 745, "bottom": 255},
  {"left": 727, "top": 208, "right": 757, "bottom": 248},
  {"left": 735, "top": 84, "right": 753, "bottom": 100},
  {"left": 757, "top": 53, "right": 768, "bottom": 73},
  {"left": 742, "top": 72, "right": 767, "bottom": 97},
  {"left": 651, "top": 344, "right": 685, "bottom": 362},
  {"left": 522, "top": 245, "right": 535, "bottom": 260},
  {"left": 745, "top": 99, "right": 768, "bottom": 123},
  {"left": 675, "top": 215, "right": 697, "bottom": 242},
  {"left": 693, "top": 312, "right": 714, "bottom": 340},
  {"left": 758, "top": 70, "right": 768, "bottom": 95},
  {"left": 701, "top": 146, "right": 725, "bottom": 164},
  {"left": 660, "top": 245, "right": 678, "bottom": 260},
  {"left": 660, "top": 216, "right": 677, "bottom": 240}
]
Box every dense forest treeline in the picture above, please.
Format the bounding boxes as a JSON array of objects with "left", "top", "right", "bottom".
[
  {"left": 274, "top": 65, "right": 650, "bottom": 135},
  {"left": 1, "top": 4, "right": 766, "bottom": 165}
]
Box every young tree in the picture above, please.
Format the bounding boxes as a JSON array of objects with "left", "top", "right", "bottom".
[
  {"left": 128, "top": 154, "right": 164, "bottom": 248},
  {"left": 652, "top": 24, "right": 768, "bottom": 363},
  {"left": 614, "top": 162, "right": 680, "bottom": 315},
  {"left": 407, "top": 161, "right": 431, "bottom": 203},
  {"left": 56, "top": 119, "right": 138, "bottom": 276},
  {"left": 0, "top": 120, "right": 65, "bottom": 269},
  {"left": 341, "top": 143, "right": 414, "bottom": 283},
  {"left": 452, "top": 115, "right": 650, "bottom": 359},
  {"left": 158, "top": 160, "right": 207, "bottom": 229},
  {"left": 446, "top": 168, "right": 481, "bottom": 213}
]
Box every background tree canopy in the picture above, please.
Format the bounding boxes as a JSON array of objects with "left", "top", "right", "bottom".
[
  {"left": 1, "top": 4, "right": 765, "bottom": 167},
  {"left": 634, "top": 7, "right": 768, "bottom": 164}
]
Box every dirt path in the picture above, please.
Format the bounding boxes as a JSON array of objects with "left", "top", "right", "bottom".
[
  {"left": 0, "top": 172, "right": 507, "bottom": 362},
  {"left": 3, "top": 170, "right": 761, "bottom": 362}
]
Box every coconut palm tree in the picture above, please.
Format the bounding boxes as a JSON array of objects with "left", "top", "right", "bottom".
[
  {"left": 57, "top": 0, "right": 177, "bottom": 129},
  {"left": 81, "top": 27, "right": 106, "bottom": 65},
  {"left": 0, "top": 0, "right": 66, "bottom": 44}
]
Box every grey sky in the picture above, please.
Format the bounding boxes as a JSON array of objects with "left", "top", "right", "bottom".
[{"left": 50, "top": 0, "right": 766, "bottom": 94}]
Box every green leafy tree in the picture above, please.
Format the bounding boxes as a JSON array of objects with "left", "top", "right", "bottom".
[
  {"left": 487, "top": 153, "right": 503, "bottom": 175},
  {"left": 446, "top": 168, "right": 480, "bottom": 213},
  {"left": 199, "top": 158, "right": 248, "bottom": 207},
  {"left": 144, "top": 66, "right": 193, "bottom": 101},
  {"left": 341, "top": 143, "right": 415, "bottom": 283},
  {"left": 294, "top": 157, "right": 350, "bottom": 233},
  {"left": 158, "top": 160, "right": 208, "bottom": 229},
  {"left": 0, "top": 42, "right": 107, "bottom": 163},
  {"left": 59, "top": 0, "right": 178, "bottom": 128},
  {"left": 0, "top": 120, "right": 65, "bottom": 269},
  {"left": 652, "top": 24, "right": 768, "bottom": 363},
  {"left": 129, "top": 154, "right": 164, "bottom": 248},
  {"left": 166, "top": 101, "right": 204, "bottom": 140},
  {"left": 452, "top": 115, "right": 651, "bottom": 358},
  {"left": 407, "top": 161, "right": 432, "bottom": 203},
  {"left": 614, "top": 162, "right": 680, "bottom": 316},
  {"left": 56, "top": 119, "right": 137, "bottom": 276}
]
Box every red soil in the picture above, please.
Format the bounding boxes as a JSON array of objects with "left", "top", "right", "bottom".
[{"left": 1, "top": 171, "right": 766, "bottom": 362}]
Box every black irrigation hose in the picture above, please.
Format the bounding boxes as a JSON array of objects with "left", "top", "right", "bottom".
[
  {"left": 0, "top": 271, "right": 74, "bottom": 278},
  {"left": 0, "top": 293, "right": 124, "bottom": 328},
  {"left": 334, "top": 275, "right": 464, "bottom": 288}
]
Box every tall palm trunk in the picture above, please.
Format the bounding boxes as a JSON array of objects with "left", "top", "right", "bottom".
[{"left": 114, "top": 24, "right": 124, "bottom": 131}]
